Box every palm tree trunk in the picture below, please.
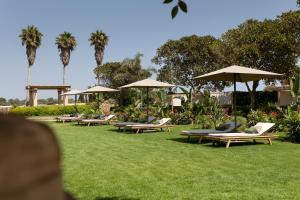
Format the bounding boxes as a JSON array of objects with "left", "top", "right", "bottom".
[
  {"left": 63, "top": 65, "right": 66, "bottom": 85},
  {"left": 97, "top": 75, "right": 100, "bottom": 85},
  {"left": 26, "top": 65, "right": 31, "bottom": 106}
]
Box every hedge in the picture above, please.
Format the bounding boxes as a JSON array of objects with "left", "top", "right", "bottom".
[{"left": 10, "top": 105, "right": 93, "bottom": 116}]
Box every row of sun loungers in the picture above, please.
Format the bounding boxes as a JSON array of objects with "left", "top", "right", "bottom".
[
  {"left": 56, "top": 114, "right": 173, "bottom": 133},
  {"left": 56, "top": 114, "right": 276, "bottom": 148}
]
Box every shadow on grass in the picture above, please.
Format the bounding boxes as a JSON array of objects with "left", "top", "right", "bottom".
[
  {"left": 168, "top": 137, "right": 211, "bottom": 144},
  {"left": 94, "top": 197, "right": 139, "bottom": 200},
  {"left": 168, "top": 137, "right": 268, "bottom": 148},
  {"left": 106, "top": 128, "right": 161, "bottom": 135},
  {"left": 204, "top": 141, "right": 267, "bottom": 148}
]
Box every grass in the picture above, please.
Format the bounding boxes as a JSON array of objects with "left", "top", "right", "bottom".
[{"left": 51, "top": 123, "right": 300, "bottom": 200}]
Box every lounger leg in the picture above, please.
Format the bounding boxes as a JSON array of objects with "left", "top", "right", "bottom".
[
  {"left": 198, "top": 136, "right": 203, "bottom": 144},
  {"left": 161, "top": 128, "right": 163, "bottom": 131},
  {"left": 226, "top": 140, "right": 231, "bottom": 148},
  {"left": 168, "top": 127, "right": 170, "bottom": 132},
  {"left": 253, "top": 139, "right": 256, "bottom": 143},
  {"left": 136, "top": 129, "right": 139, "bottom": 134},
  {"left": 187, "top": 136, "right": 190, "bottom": 142},
  {"left": 267, "top": 138, "right": 272, "bottom": 145}
]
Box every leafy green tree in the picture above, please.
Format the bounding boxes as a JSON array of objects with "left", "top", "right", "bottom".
[
  {"left": 94, "top": 53, "right": 152, "bottom": 88},
  {"left": 153, "top": 35, "right": 229, "bottom": 91},
  {"left": 89, "top": 30, "right": 109, "bottom": 84},
  {"left": 55, "top": 32, "right": 77, "bottom": 85},
  {"left": 19, "top": 25, "right": 43, "bottom": 104},
  {"left": 94, "top": 54, "right": 153, "bottom": 105},
  {"left": 0, "top": 97, "right": 7, "bottom": 106},
  {"left": 221, "top": 18, "right": 299, "bottom": 107}
]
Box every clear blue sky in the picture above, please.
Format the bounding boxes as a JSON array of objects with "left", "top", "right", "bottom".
[{"left": 0, "top": 0, "right": 298, "bottom": 99}]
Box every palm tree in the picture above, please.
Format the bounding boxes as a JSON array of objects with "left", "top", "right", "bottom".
[
  {"left": 19, "top": 25, "right": 43, "bottom": 104},
  {"left": 55, "top": 32, "right": 77, "bottom": 85},
  {"left": 89, "top": 30, "right": 109, "bottom": 85}
]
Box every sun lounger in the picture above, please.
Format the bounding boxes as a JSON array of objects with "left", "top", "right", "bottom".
[
  {"left": 114, "top": 116, "right": 156, "bottom": 131},
  {"left": 181, "top": 121, "right": 240, "bottom": 143},
  {"left": 204, "top": 122, "right": 275, "bottom": 148},
  {"left": 124, "top": 118, "right": 174, "bottom": 134},
  {"left": 78, "top": 114, "right": 116, "bottom": 126},
  {"left": 56, "top": 113, "right": 84, "bottom": 123}
]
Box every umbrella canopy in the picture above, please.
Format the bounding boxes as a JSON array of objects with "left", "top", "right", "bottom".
[
  {"left": 119, "top": 79, "right": 175, "bottom": 119},
  {"left": 193, "top": 65, "right": 282, "bottom": 81},
  {"left": 83, "top": 86, "right": 119, "bottom": 93},
  {"left": 119, "top": 78, "right": 175, "bottom": 88},
  {"left": 60, "top": 89, "right": 84, "bottom": 112},
  {"left": 61, "top": 89, "right": 83, "bottom": 96},
  {"left": 82, "top": 86, "right": 118, "bottom": 111},
  {"left": 193, "top": 65, "right": 283, "bottom": 129}
]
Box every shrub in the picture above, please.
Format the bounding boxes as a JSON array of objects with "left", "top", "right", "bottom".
[
  {"left": 10, "top": 105, "right": 93, "bottom": 116},
  {"left": 283, "top": 111, "right": 300, "bottom": 143},
  {"left": 170, "top": 112, "right": 192, "bottom": 125},
  {"left": 194, "top": 115, "right": 214, "bottom": 129},
  {"left": 247, "top": 109, "right": 270, "bottom": 126}
]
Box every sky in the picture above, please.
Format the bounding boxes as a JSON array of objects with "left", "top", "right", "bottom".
[{"left": 0, "top": 0, "right": 298, "bottom": 99}]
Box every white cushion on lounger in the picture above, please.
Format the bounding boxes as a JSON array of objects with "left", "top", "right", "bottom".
[
  {"left": 208, "top": 122, "right": 275, "bottom": 137},
  {"left": 127, "top": 118, "right": 171, "bottom": 127}
]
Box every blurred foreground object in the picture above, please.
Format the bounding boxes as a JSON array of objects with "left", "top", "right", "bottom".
[{"left": 0, "top": 114, "right": 76, "bottom": 200}]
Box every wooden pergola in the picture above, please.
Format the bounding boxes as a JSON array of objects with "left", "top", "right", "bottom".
[{"left": 26, "top": 85, "right": 71, "bottom": 107}]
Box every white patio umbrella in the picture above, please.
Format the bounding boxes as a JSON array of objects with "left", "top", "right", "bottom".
[
  {"left": 193, "top": 65, "right": 283, "bottom": 129},
  {"left": 82, "top": 86, "right": 119, "bottom": 108},
  {"left": 61, "top": 89, "right": 84, "bottom": 111},
  {"left": 119, "top": 79, "right": 175, "bottom": 118}
]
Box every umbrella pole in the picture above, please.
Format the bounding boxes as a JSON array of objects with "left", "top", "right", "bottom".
[
  {"left": 97, "top": 93, "right": 100, "bottom": 111},
  {"left": 146, "top": 87, "right": 149, "bottom": 121},
  {"left": 75, "top": 94, "right": 78, "bottom": 113},
  {"left": 233, "top": 74, "right": 237, "bottom": 129}
]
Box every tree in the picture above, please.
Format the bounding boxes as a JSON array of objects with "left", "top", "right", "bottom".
[
  {"left": 94, "top": 53, "right": 152, "bottom": 88},
  {"left": 89, "top": 30, "right": 109, "bottom": 85},
  {"left": 19, "top": 25, "right": 43, "bottom": 104},
  {"left": 55, "top": 32, "right": 77, "bottom": 85},
  {"left": 94, "top": 54, "right": 153, "bottom": 105},
  {"left": 0, "top": 97, "right": 7, "bottom": 106},
  {"left": 221, "top": 18, "right": 299, "bottom": 107},
  {"left": 152, "top": 35, "right": 230, "bottom": 91}
]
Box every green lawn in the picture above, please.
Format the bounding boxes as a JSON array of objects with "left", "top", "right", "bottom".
[{"left": 51, "top": 123, "right": 300, "bottom": 200}]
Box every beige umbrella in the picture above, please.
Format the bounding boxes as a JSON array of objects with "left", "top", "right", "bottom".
[
  {"left": 193, "top": 65, "right": 283, "bottom": 128},
  {"left": 120, "top": 79, "right": 175, "bottom": 118},
  {"left": 61, "top": 89, "right": 84, "bottom": 111},
  {"left": 83, "top": 86, "right": 119, "bottom": 109}
]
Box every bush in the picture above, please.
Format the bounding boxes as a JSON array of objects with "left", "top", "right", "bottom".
[
  {"left": 170, "top": 112, "right": 192, "bottom": 125},
  {"left": 194, "top": 115, "right": 214, "bottom": 129},
  {"left": 247, "top": 109, "right": 270, "bottom": 126},
  {"left": 10, "top": 105, "right": 93, "bottom": 116},
  {"left": 283, "top": 111, "right": 300, "bottom": 143}
]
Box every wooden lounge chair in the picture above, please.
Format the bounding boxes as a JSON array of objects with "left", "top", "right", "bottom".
[
  {"left": 181, "top": 121, "right": 241, "bottom": 143},
  {"left": 114, "top": 116, "right": 156, "bottom": 131},
  {"left": 203, "top": 122, "right": 275, "bottom": 148},
  {"left": 78, "top": 114, "right": 116, "bottom": 126},
  {"left": 124, "top": 118, "right": 174, "bottom": 134},
  {"left": 56, "top": 113, "right": 84, "bottom": 123}
]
